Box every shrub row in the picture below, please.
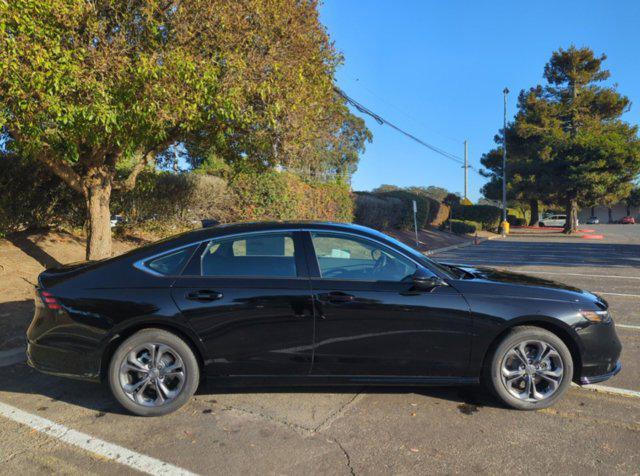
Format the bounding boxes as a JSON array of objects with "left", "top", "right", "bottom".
[
  {"left": 447, "top": 219, "right": 481, "bottom": 234},
  {"left": 353, "top": 189, "right": 448, "bottom": 230},
  {"left": 451, "top": 205, "right": 502, "bottom": 231}
]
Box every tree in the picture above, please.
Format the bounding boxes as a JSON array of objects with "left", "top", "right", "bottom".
[
  {"left": 482, "top": 47, "right": 640, "bottom": 233},
  {"left": 1, "top": 0, "right": 357, "bottom": 258},
  {"left": 627, "top": 186, "right": 640, "bottom": 216}
]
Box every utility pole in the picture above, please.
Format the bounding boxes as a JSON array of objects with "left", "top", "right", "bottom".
[
  {"left": 463, "top": 140, "right": 468, "bottom": 199},
  {"left": 502, "top": 87, "right": 509, "bottom": 236}
]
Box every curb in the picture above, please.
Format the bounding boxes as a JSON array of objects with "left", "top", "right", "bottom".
[{"left": 424, "top": 234, "right": 503, "bottom": 256}]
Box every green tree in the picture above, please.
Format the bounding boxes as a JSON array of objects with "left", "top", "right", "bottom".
[
  {"left": 626, "top": 186, "right": 640, "bottom": 216},
  {"left": 482, "top": 47, "right": 640, "bottom": 232},
  {"left": 1, "top": 0, "right": 357, "bottom": 258}
]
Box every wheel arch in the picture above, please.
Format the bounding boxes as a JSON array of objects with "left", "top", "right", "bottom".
[
  {"left": 481, "top": 317, "right": 583, "bottom": 383},
  {"left": 99, "top": 320, "right": 206, "bottom": 381}
]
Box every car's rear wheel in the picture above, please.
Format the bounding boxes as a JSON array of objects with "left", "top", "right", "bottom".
[
  {"left": 108, "top": 329, "right": 199, "bottom": 416},
  {"left": 487, "top": 326, "right": 573, "bottom": 410}
]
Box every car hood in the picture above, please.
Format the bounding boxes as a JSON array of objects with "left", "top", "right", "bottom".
[{"left": 443, "top": 263, "right": 607, "bottom": 308}]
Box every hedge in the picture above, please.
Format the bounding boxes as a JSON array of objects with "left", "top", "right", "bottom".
[
  {"left": 353, "top": 192, "right": 404, "bottom": 229},
  {"left": 452, "top": 205, "right": 502, "bottom": 231},
  {"left": 447, "top": 219, "right": 481, "bottom": 234}
]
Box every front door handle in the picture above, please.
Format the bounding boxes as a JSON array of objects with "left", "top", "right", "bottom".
[
  {"left": 186, "top": 290, "right": 223, "bottom": 302},
  {"left": 320, "top": 291, "right": 355, "bottom": 303}
]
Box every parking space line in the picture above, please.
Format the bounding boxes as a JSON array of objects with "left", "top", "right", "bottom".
[
  {"left": 0, "top": 401, "right": 197, "bottom": 476},
  {"left": 596, "top": 292, "right": 640, "bottom": 298},
  {"left": 617, "top": 324, "right": 640, "bottom": 330},
  {"left": 0, "top": 347, "right": 25, "bottom": 367},
  {"left": 574, "top": 383, "right": 640, "bottom": 399}
]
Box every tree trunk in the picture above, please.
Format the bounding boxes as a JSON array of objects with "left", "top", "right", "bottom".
[
  {"left": 84, "top": 176, "right": 113, "bottom": 261},
  {"left": 608, "top": 207, "right": 613, "bottom": 223},
  {"left": 563, "top": 198, "right": 579, "bottom": 234},
  {"left": 627, "top": 205, "right": 631, "bottom": 216},
  {"left": 529, "top": 199, "right": 539, "bottom": 226}
]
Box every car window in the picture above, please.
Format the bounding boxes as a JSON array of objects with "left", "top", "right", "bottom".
[
  {"left": 310, "top": 232, "right": 418, "bottom": 282},
  {"left": 146, "top": 246, "right": 196, "bottom": 276},
  {"left": 201, "top": 233, "right": 297, "bottom": 277}
]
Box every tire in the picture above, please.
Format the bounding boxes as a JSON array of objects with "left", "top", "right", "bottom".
[
  {"left": 108, "top": 328, "right": 200, "bottom": 416},
  {"left": 539, "top": 222, "right": 545, "bottom": 227},
  {"left": 486, "top": 326, "right": 573, "bottom": 410}
]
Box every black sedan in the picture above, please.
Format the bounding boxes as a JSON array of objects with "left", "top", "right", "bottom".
[{"left": 27, "top": 222, "right": 622, "bottom": 416}]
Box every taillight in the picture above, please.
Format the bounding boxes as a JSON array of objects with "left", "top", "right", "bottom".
[{"left": 40, "top": 291, "right": 62, "bottom": 310}]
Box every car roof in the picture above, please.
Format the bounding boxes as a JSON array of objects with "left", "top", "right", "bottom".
[{"left": 134, "top": 221, "right": 387, "bottom": 257}]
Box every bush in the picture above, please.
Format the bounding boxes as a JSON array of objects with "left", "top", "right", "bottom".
[
  {"left": 507, "top": 214, "right": 526, "bottom": 227},
  {"left": 0, "top": 154, "right": 84, "bottom": 233},
  {"left": 373, "top": 189, "right": 443, "bottom": 230},
  {"left": 353, "top": 192, "right": 404, "bottom": 229},
  {"left": 452, "top": 205, "right": 502, "bottom": 231},
  {"left": 447, "top": 219, "right": 481, "bottom": 234},
  {"left": 230, "top": 171, "right": 353, "bottom": 222}
]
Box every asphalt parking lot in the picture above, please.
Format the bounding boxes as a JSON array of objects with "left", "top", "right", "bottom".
[{"left": 0, "top": 224, "right": 638, "bottom": 475}]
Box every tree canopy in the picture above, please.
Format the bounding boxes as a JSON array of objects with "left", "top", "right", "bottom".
[{"left": 0, "top": 0, "right": 370, "bottom": 258}]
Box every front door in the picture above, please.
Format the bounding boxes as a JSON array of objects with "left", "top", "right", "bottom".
[
  {"left": 305, "top": 231, "right": 472, "bottom": 378},
  {"left": 171, "top": 231, "right": 314, "bottom": 376}
]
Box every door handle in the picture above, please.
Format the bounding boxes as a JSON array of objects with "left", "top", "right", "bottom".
[
  {"left": 186, "top": 290, "right": 223, "bottom": 302},
  {"left": 321, "top": 292, "right": 355, "bottom": 303}
]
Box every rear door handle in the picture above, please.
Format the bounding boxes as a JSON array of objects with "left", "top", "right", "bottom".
[
  {"left": 320, "top": 292, "right": 355, "bottom": 303},
  {"left": 186, "top": 290, "right": 223, "bottom": 302}
]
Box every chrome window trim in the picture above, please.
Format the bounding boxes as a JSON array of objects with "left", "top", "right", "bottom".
[{"left": 133, "top": 227, "right": 434, "bottom": 278}]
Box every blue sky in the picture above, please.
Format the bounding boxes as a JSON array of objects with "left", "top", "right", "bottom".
[{"left": 320, "top": 0, "right": 640, "bottom": 202}]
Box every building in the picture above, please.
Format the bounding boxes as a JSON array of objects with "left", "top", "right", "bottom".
[{"left": 578, "top": 203, "right": 639, "bottom": 223}]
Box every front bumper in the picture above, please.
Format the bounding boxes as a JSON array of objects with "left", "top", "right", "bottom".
[{"left": 579, "top": 360, "right": 621, "bottom": 385}]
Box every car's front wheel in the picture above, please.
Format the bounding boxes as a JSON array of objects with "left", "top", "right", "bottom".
[
  {"left": 487, "top": 326, "right": 573, "bottom": 410},
  {"left": 108, "top": 328, "right": 200, "bottom": 416}
]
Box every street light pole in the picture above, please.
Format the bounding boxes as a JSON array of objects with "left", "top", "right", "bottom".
[{"left": 502, "top": 87, "right": 509, "bottom": 236}]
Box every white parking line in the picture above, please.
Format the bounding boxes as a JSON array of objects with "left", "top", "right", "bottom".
[
  {"left": 0, "top": 347, "right": 25, "bottom": 367},
  {"left": 574, "top": 383, "right": 640, "bottom": 399},
  {"left": 596, "top": 292, "right": 640, "bottom": 298},
  {"left": 0, "top": 401, "right": 197, "bottom": 476},
  {"left": 617, "top": 324, "right": 640, "bottom": 330}
]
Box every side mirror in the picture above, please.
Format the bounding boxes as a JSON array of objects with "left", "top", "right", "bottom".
[{"left": 412, "top": 269, "right": 448, "bottom": 291}]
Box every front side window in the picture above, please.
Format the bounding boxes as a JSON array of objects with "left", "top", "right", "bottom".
[
  {"left": 310, "top": 233, "right": 418, "bottom": 282},
  {"left": 201, "top": 233, "right": 297, "bottom": 277}
]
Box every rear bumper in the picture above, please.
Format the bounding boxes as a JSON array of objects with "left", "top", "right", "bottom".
[
  {"left": 26, "top": 340, "right": 101, "bottom": 382},
  {"left": 579, "top": 360, "right": 621, "bottom": 385}
]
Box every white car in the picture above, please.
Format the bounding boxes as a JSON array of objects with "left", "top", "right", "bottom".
[{"left": 539, "top": 214, "right": 579, "bottom": 227}]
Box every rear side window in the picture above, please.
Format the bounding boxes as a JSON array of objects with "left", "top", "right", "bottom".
[
  {"left": 201, "top": 233, "right": 297, "bottom": 277},
  {"left": 146, "top": 246, "right": 196, "bottom": 276}
]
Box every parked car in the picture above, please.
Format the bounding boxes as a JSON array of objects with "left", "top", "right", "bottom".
[
  {"left": 586, "top": 216, "right": 600, "bottom": 224},
  {"left": 539, "top": 214, "right": 579, "bottom": 227},
  {"left": 110, "top": 214, "right": 125, "bottom": 228},
  {"left": 27, "top": 222, "right": 621, "bottom": 416},
  {"left": 620, "top": 216, "right": 636, "bottom": 224}
]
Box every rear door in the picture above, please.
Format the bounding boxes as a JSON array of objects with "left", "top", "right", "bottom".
[{"left": 171, "top": 231, "right": 315, "bottom": 376}]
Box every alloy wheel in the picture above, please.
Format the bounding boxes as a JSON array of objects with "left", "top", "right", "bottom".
[
  {"left": 118, "top": 343, "right": 186, "bottom": 407},
  {"left": 499, "top": 339, "right": 564, "bottom": 402}
]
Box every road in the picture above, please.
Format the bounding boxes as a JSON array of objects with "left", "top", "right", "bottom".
[{"left": 0, "top": 224, "right": 638, "bottom": 474}]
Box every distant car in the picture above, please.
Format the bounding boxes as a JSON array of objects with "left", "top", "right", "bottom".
[
  {"left": 539, "top": 214, "right": 578, "bottom": 227},
  {"left": 620, "top": 216, "right": 636, "bottom": 224},
  {"left": 586, "top": 217, "right": 600, "bottom": 224},
  {"left": 110, "top": 215, "right": 125, "bottom": 228}
]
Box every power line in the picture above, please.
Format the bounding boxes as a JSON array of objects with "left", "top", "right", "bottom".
[{"left": 335, "top": 87, "right": 465, "bottom": 165}]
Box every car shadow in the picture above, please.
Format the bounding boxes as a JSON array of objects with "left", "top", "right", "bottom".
[{"left": 0, "top": 358, "right": 503, "bottom": 417}]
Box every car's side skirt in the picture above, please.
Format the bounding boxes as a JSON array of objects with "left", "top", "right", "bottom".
[{"left": 206, "top": 375, "right": 479, "bottom": 387}]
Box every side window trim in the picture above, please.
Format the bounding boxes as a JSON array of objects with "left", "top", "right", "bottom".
[{"left": 306, "top": 231, "right": 430, "bottom": 282}]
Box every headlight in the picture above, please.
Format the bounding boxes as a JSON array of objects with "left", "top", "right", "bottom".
[{"left": 580, "top": 309, "right": 611, "bottom": 323}]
